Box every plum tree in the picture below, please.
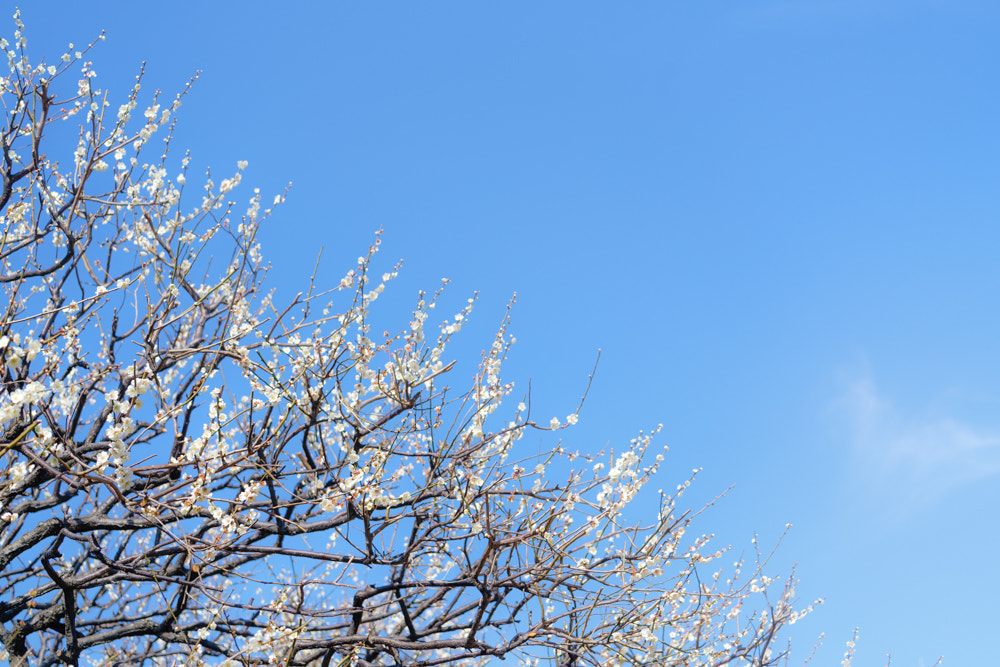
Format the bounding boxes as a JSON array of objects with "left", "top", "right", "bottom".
[{"left": 0, "top": 14, "right": 815, "bottom": 667}]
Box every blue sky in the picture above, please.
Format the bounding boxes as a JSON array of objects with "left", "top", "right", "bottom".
[{"left": 16, "top": 1, "right": 1000, "bottom": 664}]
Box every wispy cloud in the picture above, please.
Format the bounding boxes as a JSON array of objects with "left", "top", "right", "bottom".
[{"left": 836, "top": 370, "right": 1000, "bottom": 507}]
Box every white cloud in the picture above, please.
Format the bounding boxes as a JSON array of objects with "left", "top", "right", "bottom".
[{"left": 837, "top": 371, "right": 1000, "bottom": 506}]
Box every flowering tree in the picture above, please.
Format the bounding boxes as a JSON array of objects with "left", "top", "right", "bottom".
[{"left": 0, "top": 15, "right": 818, "bottom": 667}]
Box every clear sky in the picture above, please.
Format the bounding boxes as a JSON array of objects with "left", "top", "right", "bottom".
[{"left": 15, "top": 1, "right": 1000, "bottom": 664}]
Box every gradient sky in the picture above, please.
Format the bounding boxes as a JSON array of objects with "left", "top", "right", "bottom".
[{"left": 16, "top": 1, "right": 1000, "bottom": 664}]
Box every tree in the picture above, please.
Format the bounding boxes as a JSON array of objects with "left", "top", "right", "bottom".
[{"left": 0, "top": 15, "right": 817, "bottom": 667}]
